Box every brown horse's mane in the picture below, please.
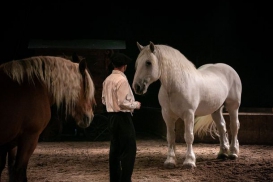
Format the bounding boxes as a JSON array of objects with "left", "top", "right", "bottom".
[{"left": 0, "top": 56, "right": 95, "bottom": 112}]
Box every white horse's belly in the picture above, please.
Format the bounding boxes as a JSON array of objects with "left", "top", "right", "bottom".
[
  {"left": 195, "top": 103, "right": 221, "bottom": 116},
  {"left": 161, "top": 92, "right": 225, "bottom": 117},
  {"left": 195, "top": 93, "right": 226, "bottom": 116}
]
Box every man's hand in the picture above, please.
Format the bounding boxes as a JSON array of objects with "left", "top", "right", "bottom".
[{"left": 135, "top": 101, "right": 141, "bottom": 109}]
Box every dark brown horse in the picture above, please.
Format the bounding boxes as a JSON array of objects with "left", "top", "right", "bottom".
[{"left": 0, "top": 55, "right": 96, "bottom": 182}]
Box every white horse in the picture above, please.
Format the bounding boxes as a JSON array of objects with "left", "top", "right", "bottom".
[{"left": 132, "top": 42, "right": 242, "bottom": 168}]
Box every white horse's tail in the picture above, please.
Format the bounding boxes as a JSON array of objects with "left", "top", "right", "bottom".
[{"left": 194, "top": 114, "right": 219, "bottom": 139}]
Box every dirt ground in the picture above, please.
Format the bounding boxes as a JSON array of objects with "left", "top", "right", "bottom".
[{"left": 2, "top": 134, "right": 273, "bottom": 182}]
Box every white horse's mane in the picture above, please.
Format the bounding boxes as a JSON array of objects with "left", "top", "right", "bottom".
[
  {"left": 0, "top": 56, "right": 95, "bottom": 113},
  {"left": 152, "top": 44, "right": 198, "bottom": 89}
]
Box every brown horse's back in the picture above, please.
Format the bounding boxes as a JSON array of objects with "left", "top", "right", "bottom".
[{"left": 0, "top": 70, "right": 52, "bottom": 146}]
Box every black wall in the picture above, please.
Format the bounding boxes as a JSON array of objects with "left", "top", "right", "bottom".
[{"left": 1, "top": 1, "right": 272, "bottom": 108}]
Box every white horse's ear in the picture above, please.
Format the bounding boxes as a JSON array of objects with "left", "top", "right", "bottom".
[
  {"left": 137, "top": 42, "right": 143, "bottom": 51},
  {"left": 149, "top": 41, "right": 155, "bottom": 53}
]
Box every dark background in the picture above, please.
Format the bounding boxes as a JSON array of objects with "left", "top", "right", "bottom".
[{"left": 1, "top": 1, "right": 272, "bottom": 109}]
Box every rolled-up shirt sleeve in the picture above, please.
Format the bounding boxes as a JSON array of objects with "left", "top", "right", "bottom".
[{"left": 117, "top": 80, "right": 139, "bottom": 110}]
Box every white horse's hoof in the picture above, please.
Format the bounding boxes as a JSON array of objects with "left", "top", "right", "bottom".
[
  {"left": 228, "top": 154, "right": 238, "bottom": 160},
  {"left": 164, "top": 161, "right": 177, "bottom": 169},
  {"left": 164, "top": 156, "right": 177, "bottom": 169},
  {"left": 182, "top": 162, "right": 196, "bottom": 169},
  {"left": 217, "top": 153, "right": 228, "bottom": 159}
]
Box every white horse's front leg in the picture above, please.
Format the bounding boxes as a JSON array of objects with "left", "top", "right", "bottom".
[
  {"left": 164, "top": 124, "right": 177, "bottom": 168},
  {"left": 162, "top": 111, "right": 177, "bottom": 169},
  {"left": 183, "top": 114, "right": 196, "bottom": 168}
]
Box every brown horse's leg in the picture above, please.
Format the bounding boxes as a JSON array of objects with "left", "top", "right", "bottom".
[
  {"left": 0, "top": 147, "right": 8, "bottom": 182},
  {"left": 10, "top": 135, "right": 39, "bottom": 182},
  {"left": 8, "top": 146, "right": 17, "bottom": 180}
]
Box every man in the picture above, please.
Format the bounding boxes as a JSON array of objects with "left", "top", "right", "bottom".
[{"left": 102, "top": 52, "right": 141, "bottom": 182}]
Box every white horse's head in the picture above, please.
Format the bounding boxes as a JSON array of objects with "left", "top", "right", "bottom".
[{"left": 132, "top": 41, "right": 161, "bottom": 95}]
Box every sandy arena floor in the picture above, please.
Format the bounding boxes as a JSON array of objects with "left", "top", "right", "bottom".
[{"left": 2, "top": 134, "right": 273, "bottom": 182}]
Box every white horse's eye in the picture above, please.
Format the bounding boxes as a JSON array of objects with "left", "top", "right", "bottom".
[{"left": 145, "top": 61, "right": 151, "bottom": 66}]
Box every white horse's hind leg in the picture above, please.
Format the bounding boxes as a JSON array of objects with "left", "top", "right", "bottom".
[
  {"left": 162, "top": 110, "right": 177, "bottom": 169},
  {"left": 211, "top": 108, "right": 230, "bottom": 159},
  {"left": 227, "top": 109, "right": 240, "bottom": 159},
  {"left": 182, "top": 113, "right": 196, "bottom": 168}
]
